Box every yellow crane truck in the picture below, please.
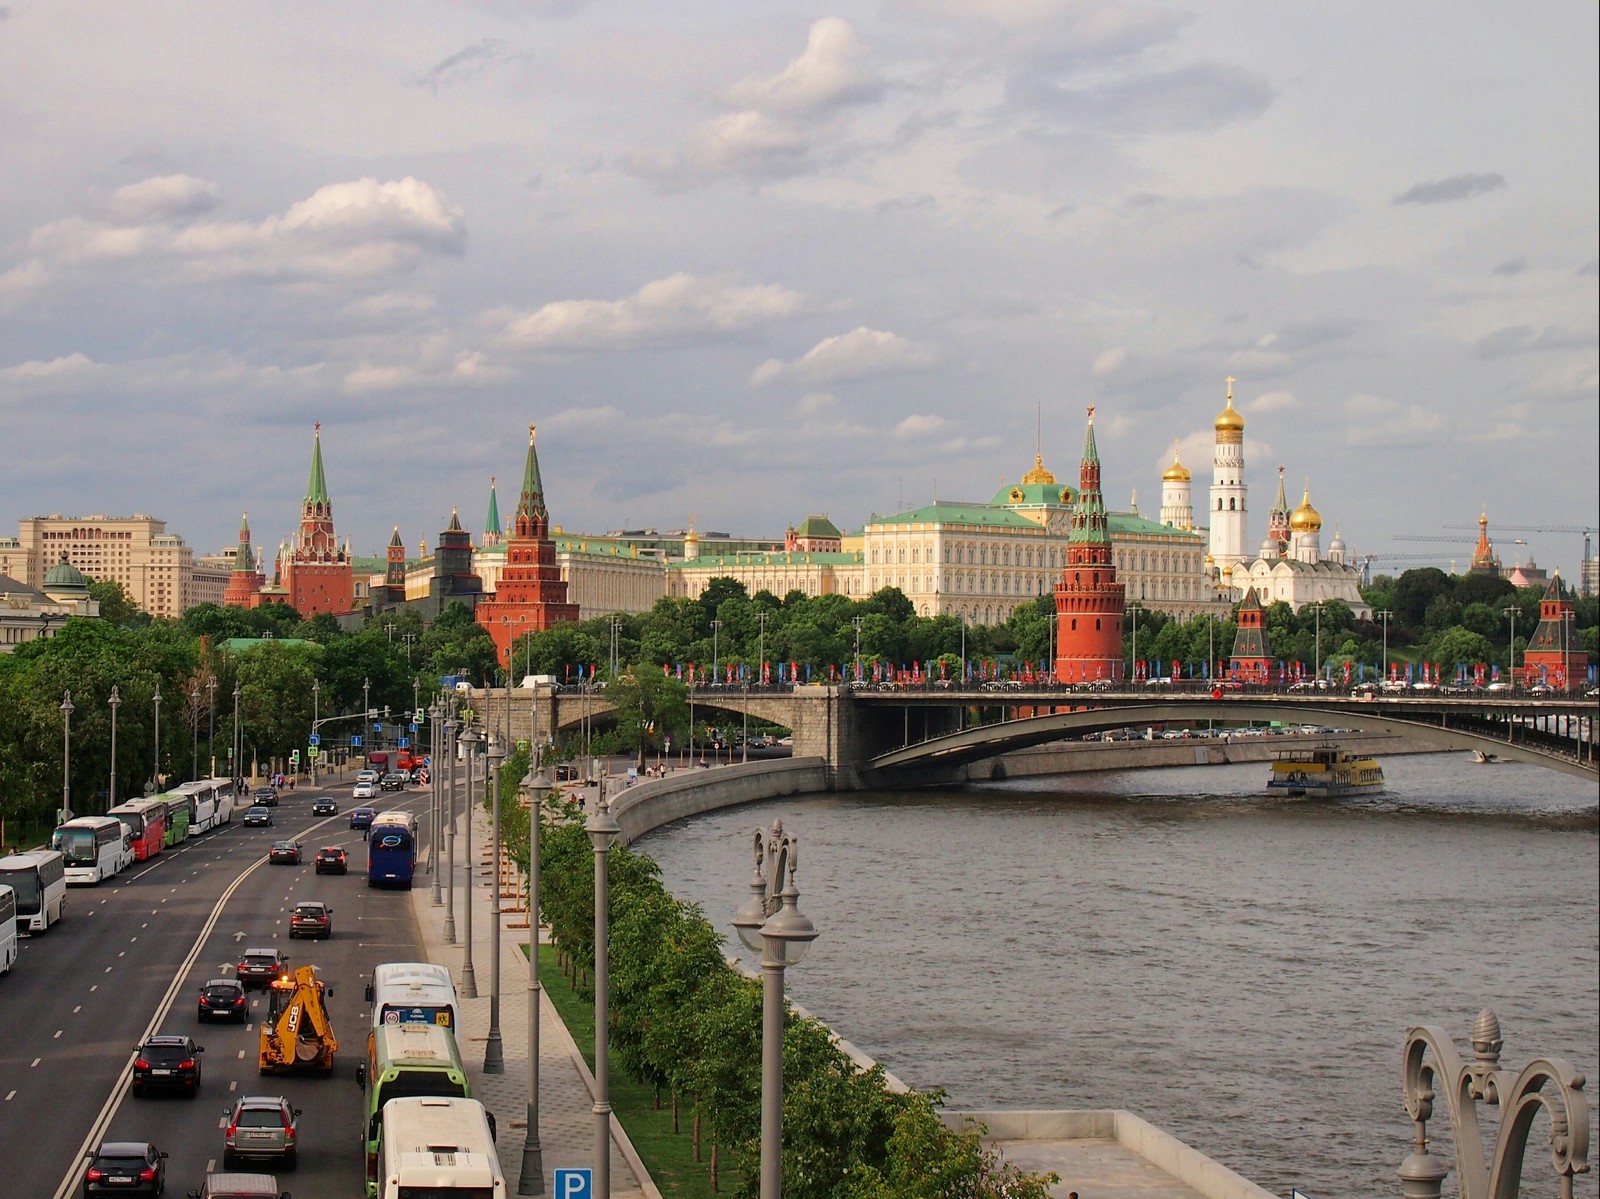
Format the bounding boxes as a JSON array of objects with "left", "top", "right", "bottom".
[{"left": 260, "top": 964, "right": 338, "bottom": 1075}]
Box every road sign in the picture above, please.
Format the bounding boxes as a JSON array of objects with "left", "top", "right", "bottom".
[
  {"left": 307, "top": 733, "right": 320, "bottom": 746},
  {"left": 307, "top": 747, "right": 319, "bottom": 758},
  {"left": 409, "top": 722, "right": 418, "bottom": 733},
  {"left": 351, "top": 735, "right": 363, "bottom": 748},
  {"left": 373, "top": 722, "right": 382, "bottom": 733},
  {"left": 398, "top": 737, "right": 409, "bottom": 749},
  {"left": 554, "top": 1170, "right": 592, "bottom": 1199}
]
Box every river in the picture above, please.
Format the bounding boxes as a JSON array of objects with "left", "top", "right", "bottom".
[{"left": 635, "top": 751, "right": 1599, "bottom": 1199}]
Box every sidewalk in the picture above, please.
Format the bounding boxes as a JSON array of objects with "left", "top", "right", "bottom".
[{"left": 409, "top": 792, "right": 657, "bottom": 1198}]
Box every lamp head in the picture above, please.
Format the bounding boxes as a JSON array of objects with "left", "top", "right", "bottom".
[
  {"left": 585, "top": 800, "right": 620, "bottom": 849},
  {"left": 487, "top": 734, "right": 505, "bottom": 765}
]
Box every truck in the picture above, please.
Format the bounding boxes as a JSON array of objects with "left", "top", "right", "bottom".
[
  {"left": 366, "top": 751, "right": 390, "bottom": 775},
  {"left": 259, "top": 964, "right": 338, "bottom": 1075}
]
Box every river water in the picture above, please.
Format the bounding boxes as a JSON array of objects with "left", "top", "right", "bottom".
[{"left": 635, "top": 752, "right": 1599, "bottom": 1199}]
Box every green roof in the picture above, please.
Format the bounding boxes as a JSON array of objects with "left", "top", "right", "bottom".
[
  {"left": 218, "top": 636, "right": 313, "bottom": 653},
  {"left": 990, "top": 481, "right": 1076, "bottom": 508},
  {"left": 485, "top": 480, "right": 502, "bottom": 538},
  {"left": 794, "top": 515, "right": 842, "bottom": 539},
  {"left": 871, "top": 503, "right": 1040, "bottom": 529},
  {"left": 517, "top": 426, "right": 548, "bottom": 527},
  {"left": 305, "top": 425, "right": 329, "bottom": 505},
  {"left": 1107, "top": 513, "right": 1204, "bottom": 540},
  {"left": 667, "top": 550, "right": 862, "bottom": 570}
]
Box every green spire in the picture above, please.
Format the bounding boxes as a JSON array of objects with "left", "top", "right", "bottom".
[
  {"left": 388, "top": 525, "right": 403, "bottom": 548},
  {"left": 1081, "top": 408, "right": 1100, "bottom": 465},
  {"left": 485, "top": 476, "right": 502, "bottom": 539},
  {"left": 233, "top": 514, "right": 253, "bottom": 571},
  {"left": 305, "top": 423, "right": 329, "bottom": 505},
  {"left": 1069, "top": 406, "right": 1108, "bottom": 545},
  {"left": 516, "top": 424, "right": 548, "bottom": 528}
]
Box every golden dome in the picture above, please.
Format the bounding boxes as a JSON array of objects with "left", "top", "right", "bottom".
[
  {"left": 1162, "top": 442, "right": 1190, "bottom": 482},
  {"left": 1214, "top": 395, "right": 1244, "bottom": 434},
  {"left": 1289, "top": 487, "right": 1321, "bottom": 532},
  {"left": 1021, "top": 453, "right": 1057, "bottom": 485}
]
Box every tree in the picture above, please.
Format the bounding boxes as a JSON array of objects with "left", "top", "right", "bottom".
[
  {"left": 87, "top": 579, "right": 144, "bottom": 628},
  {"left": 606, "top": 669, "right": 688, "bottom": 764},
  {"left": 1393, "top": 568, "right": 1452, "bottom": 627},
  {"left": 1427, "top": 627, "right": 1496, "bottom": 671}
]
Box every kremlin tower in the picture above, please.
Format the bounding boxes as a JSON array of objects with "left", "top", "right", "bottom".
[
  {"left": 1265, "top": 467, "right": 1291, "bottom": 558},
  {"left": 1208, "top": 378, "right": 1248, "bottom": 575},
  {"left": 476, "top": 425, "right": 580, "bottom": 664},
  {"left": 279, "top": 424, "right": 356, "bottom": 616},
  {"left": 483, "top": 477, "right": 502, "bottom": 548},
  {"left": 1522, "top": 573, "right": 1587, "bottom": 688},
  {"left": 1054, "top": 407, "right": 1126, "bottom": 683},
  {"left": 222, "top": 514, "right": 266, "bottom": 609}
]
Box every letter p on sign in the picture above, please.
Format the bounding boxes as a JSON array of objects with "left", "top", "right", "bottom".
[{"left": 554, "top": 1169, "right": 593, "bottom": 1199}]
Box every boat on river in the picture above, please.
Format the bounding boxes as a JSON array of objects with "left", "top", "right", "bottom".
[{"left": 1267, "top": 745, "right": 1384, "bottom": 797}]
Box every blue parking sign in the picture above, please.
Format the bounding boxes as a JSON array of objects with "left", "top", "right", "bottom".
[{"left": 554, "top": 1169, "right": 592, "bottom": 1199}]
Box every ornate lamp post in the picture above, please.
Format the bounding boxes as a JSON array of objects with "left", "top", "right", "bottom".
[
  {"left": 59, "top": 691, "right": 75, "bottom": 823},
  {"left": 458, "top": 722, "right": 482, "bottom": 998},
  {"left": 1376, "top": 609, "right": 1395, "bottom": 683},
  {"left": 428, "top": 699, "right": 443, "bottom": 894},
  {"left": 232, "top": 683, "right": 241, "bottom": 788},
  {"left": 711, "top": 618, "right": 721, "bottom": 686},
  {"left": 1502, "top": 606, "right": 1520, "bottom": 689},
  {"left": 151, "top": 682, "right": 162, "bottom": 795},
  {"left": 443, "top": 706, "right": 459, "bottom": 943},
  {"left": 310, "top": 679, "right": 320, "bottom": 788},
  {"left": 518, "top": 761, "right": 552, "bottom": 1195},
  {"left": 1128, "top": 600, "right": 1144, "bottom": 685},
  {"left": 731, "top": 820, "right": 820, "bottom": 1199},
  {"left": 586, "top": 777, "right": 620, "bottom": 1197},
  {"left": 1399, "top": 1009, "right": 1589, "bottom": 1198},
  {"left": 108, "top": 687, "right": 121, "bottom": 811},
  {"left": 190, "top": 684, "right": 200, "bottom": 780},
  {"left": 1312, "top": 600, "right": 1326, "bottom": 683},
  {"left": 484, "top": 734, "right": 507, "bottom": 1073},
  {"left": 207, "top": 678, "right": 217, "bottom": 778}
]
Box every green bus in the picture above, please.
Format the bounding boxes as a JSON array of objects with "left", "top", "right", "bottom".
[
  {"left": 157, "top": 792, "right": 191, "bottom": 846},
  {"left": 355, "top": 1022, "right": 472, "bottom": 1196}
]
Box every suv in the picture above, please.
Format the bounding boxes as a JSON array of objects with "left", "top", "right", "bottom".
[
  {"left": 186, "top": 1173, "right": 288, "bottom": 1199},
  {"left": 85, "top": 1142, "right": 168, "bottom": 1197},
  {"left": 349, "top": 806, "right": 376, "bottom": 830},
  {"left": 313, "top": 846, "right": 347, "bottom": 875},
  {"left": 198, "top": 978, "right": 249, "bottom": 1022},
  {"left": 132, "top": 1034, "right": 204, "bottom": 1096},
  {"left": 236, "top": 948, "right": 289, "bottom": 990},
  {"left": 310, "top": 797, "right": 337, "bottom": 816},
  {"left": 222, "top": 1095, "right": 301, "bottom": 1171},
  {"left": 288, "top": 902, "right": 332, "bottom": 939},
  {"left": 380, "top": 771, "right": 407, "bottom": 791}
]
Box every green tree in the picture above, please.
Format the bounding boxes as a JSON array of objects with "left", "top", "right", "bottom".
[
  {"left": 88, "top": 579, "right": 144, "bottom": 628},
  {"left": 605, "top": 669, "right": 689, "bottom": 764}
]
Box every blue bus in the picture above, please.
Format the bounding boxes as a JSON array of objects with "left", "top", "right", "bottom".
[{"left": 366, "top": 811, "right": 417, "bottom": 889}]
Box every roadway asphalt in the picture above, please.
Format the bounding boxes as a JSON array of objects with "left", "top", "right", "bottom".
[{"left": 0, "top": 776, "right": 433, "bottom": 1198}]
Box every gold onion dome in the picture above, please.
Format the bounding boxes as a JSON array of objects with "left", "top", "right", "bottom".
[
  {"left": 1290, "top": 487, "right": 1322, "bottom": 532},
  {"left": 1214, "top": 395, "right": 1245, "bottom": 433},
  {"left": 1162, "top": 444, "right": 1190, "bottom": 482},
  {"left": 1021, "top": 453, "right": 1057, "bottom": 485}
]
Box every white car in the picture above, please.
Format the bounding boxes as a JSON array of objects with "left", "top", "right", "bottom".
[
  {"left": 356, "top": 769, "right": 380, "bottom": 784},
  {"left": 353, "top": 780, "right": 378, "bottom": 800}
]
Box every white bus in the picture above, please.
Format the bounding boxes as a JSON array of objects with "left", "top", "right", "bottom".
[
  {"left": 173, "top": 779, "right": 228, "bottom": 834},
  {"left": 0, "top": 849, "right": 67, "bottom": 932},
  {"left": 50, "top": 816, "right": 133, "bottom": 884},
  {"left": 366, "top": 961, "right": 459, "bottom": 1032},
  {"left": 206, "top": 777, "right": 238, "bottom": 829},
  {"left": 377, "top": 1096, "right": 503, "bottom": 1198},
  {"left": 0, "top": 884, "right": 17, "bottom": 975}
]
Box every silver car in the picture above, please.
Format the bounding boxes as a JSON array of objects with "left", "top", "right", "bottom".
[{"left": 223, "top": 1095, "right": 301, "bottom": 1170}]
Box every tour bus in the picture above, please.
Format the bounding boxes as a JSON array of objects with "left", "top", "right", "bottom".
[
  {"left": 205, "top": 776, "right": 238, "bottom": 829},
  {"left": 0, "top": 884, "right": 17, "bottom": 975},
  {"left": 51, "top": 816, "right": 133, "bottom": 884},
  {"left": 105, "top": 797, "right": 168, "bottom": 862},
  {"left": 367, "top": 811, "right": 419, "bottom": 889},
  {"left": 377, "top": 1096, "right": 502, "bottom": 1199},
  {"left": 157, "top": 790, "right": 191, "bottom": 846},
  {"left": 366, "top": 961, "right": 458, "bottom": 1032},
  {"left": 357, "top": 1023, "right": 474, "bottom": 1195},
  {"left": 0, "top": 849, "right": 68, "bottom": 932},
  {"left": 171, "top": 778, "right": 219, "bottom": 835}
]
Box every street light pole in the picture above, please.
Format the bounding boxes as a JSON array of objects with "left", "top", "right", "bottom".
[
  {"left": 190, "top": 685, "right": 200, "bottom": 781},
  {"left": 586, "top": 776, "right": 620, "bottom": 1198},
  {"left": 207, "top": 678, "right": 216, "bottom": 778},
  {"left": 152, "top": 683, "right": 162, "bottom": 795},
  {"left": 711, "top": 618, "right": 721, "bottom": 685},
  {"left": 310, "top": 680, "right": 320, "bottom": 787},
  {"left": 1128, "top": 601, "right": 1143, "bottom": 685},
  {"left": 428, "top": 699, "right": 443, "bottom": 892},
  {"left": 60, "top": 691, "right": 74, "bottom": 823},
  {"left": 459, "top": 723, "right": 481, "bottom": 999},
  {"left": 1376, "top": 610, "right": 1395, "bottom": 683},
  {"left": 484, "top": 734, "right": 507, "bottom": 1073},
  {"left": 517, "top": 761, "right": 551, "bottom": 1195},
  {"left": 732, "top": 821, "right": 819, "bottom": 1199},
  {"left": 1502, "top": 606, "right": 1519, "bottom": 688},
  {"left": 757, "top": 610, "right": 768, "bottom": 687},
  {"left": 1313, "top": 600, "right": 1324, "bottom": 682},
  {"left": 853, "top": 615, "right": 863, "bottom": 682},
  {"left": 232, "top": 684, "right": 241, "bottom": 789},
  {"left": 108, "top": 687, "right": 121, "bottom": 811},
  {"left": 444, "top": 707, "right": 459, "bottom": 943}
]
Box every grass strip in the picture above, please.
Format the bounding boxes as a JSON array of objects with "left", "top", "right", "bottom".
[{"left": 529, "top": 943, "right": 742, "bottom": 1199}]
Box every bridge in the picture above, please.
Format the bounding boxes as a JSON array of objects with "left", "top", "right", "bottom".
[{"left": 467, "top": 684, "right": 1598, "bottom": 786}]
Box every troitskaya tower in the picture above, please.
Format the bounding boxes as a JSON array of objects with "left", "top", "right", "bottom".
[{"left": 1208, "top": 377, "right": 1248, "bottom": 575}]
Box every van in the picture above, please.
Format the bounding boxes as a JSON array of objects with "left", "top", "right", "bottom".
[
  {"left": 186, "top": 1172, "right": 289, "bottom": 1199},
  {"left": 519, "top": 674, "right": 561, "bottom": 690}
]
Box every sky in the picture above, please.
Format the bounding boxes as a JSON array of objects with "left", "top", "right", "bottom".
[{"left": 2, "top": 1, "right": 1596, "bottom": 578}]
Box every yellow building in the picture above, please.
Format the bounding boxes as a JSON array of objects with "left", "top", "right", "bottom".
[{"left": 3, "top": 514, "right": 201, "bottom": 618}]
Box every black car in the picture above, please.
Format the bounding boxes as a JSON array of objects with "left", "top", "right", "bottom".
[
  {"left": 236, "top": 947, "right": 289, "bottom": 989},
  {"left": 314, "top": 846, "right": 348, "bottom": 875},
  {"left": 349, "top": 807, "right": 376, "bottom": 830},
  {"left": 379, "top": 771, "right": 407, "bottom": 791},
  {"left": 132, "top": 1034, "right": 204, "bottom": 1096},
  {"left": 198, "top": 978, "right": 249, "bottom": 1023},
  {"left": 267, "top": 840, "right": 302, "bottom": 865},
  {"left": 252, "top": 786, "right": 278, "bottom": 807},
  {"left": 310, "top": 797, "right": 337, "bottom": 816},
  {"left": 84, "top": 1141, "right": 167, "bottom": 1196},
  {"left": 242, "top": 805, "right": 273, "bottom": 828}
]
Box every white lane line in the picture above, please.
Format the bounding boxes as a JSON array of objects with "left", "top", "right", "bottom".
[
  {"left": 30, "top": 1058, "right": 40, "bottom": 1068},
  {"left": 53, "top": 1030, "right": 62, "bottom": 1039},
  {"left": 236, "top": 1050, "right": 245, "bottom": 1060},
  {"left": 72, "top": 1006, "right": 81, "bottom": 1014},
  {"left": 89, "top": 985, "right": 97, "bottom": 993},
  {"left": 4, "top": 1090, "right": 14, "bottom": 1101},
  {"left": 104, "top": 966, "right": 113, "bottom": 973},
  {"left": 228, "top": 1081, "right": 236, "bottom": 1092}
]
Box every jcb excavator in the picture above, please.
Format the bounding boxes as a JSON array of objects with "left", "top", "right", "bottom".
[{"left": 259, "top": 964, "right": 338, "bottom": 1075}]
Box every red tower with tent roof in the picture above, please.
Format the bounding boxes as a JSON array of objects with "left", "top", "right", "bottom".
[
  {"left": 1053, "top": 406, "right": 1126, "bottom": 683},
  {"left": 1521, "top": 572, "right": 1587, "bottom": 688}
]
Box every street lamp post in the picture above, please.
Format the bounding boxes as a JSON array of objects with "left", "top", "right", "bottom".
[
  {"left": 711, "top": 618, "right": 721, "bottom": 686},
  {"left": 1312, "top": 600, "right": 1325, "bottom": 683},
  {"left": 587, "top": 777, "right": 620, "bottom": 1197},
  {"left": 1128, "top": 601, "right": 1144, "bottom": 685},
  {"left": 484, "top": 733, "right": 507, "bottom": 1073},
  {"left": 518, "top": 761, "right": 552, "bottom": 1195},
  {"left": 731, "top": 821, "right": 819, "bottom": 1199},
  {"left": 310, "top": 680, "right": 320, "bottom": 787},
  {"left": 152, "top": 683, "right": 162, "bottom": 795},
  {"left": 853, "top": 615, "right": 863, "bottom": 682},
  {"left": 108, "top": 687, "right": 121, "bottom": 811},
  {"left": 443, "top": 708, "right": 459, "bottom": 943},
  {"left": 60, "top": 691, "right": 75, "bottom": 823},
  {"left": 1502, "top": 606, "right": 1519, "bottom": 688},
  {"left": 428, "top": 700, "right": 443, "bottom": 893},
  {"left": 191, "top": 685, "right": 200, "bottom": 781},
  {"left": 757, "top": 611, "right": 768, "bottom": 687},
  {"left": 458, "top": 723, "right": 481, "bottom": 999},
  {"left": 1376, "top": 610, "right": 1395, "bottom": 683},
  {"left": 232, "top": 684, "right": 241, "bottom": 789},
  {"left": 207, "top": 678, "right": 216, "bottom": 777}
]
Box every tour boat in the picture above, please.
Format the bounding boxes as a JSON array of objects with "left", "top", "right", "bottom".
[{"left": 1267, "top": 746, "right": 1384, "bottom": 797}]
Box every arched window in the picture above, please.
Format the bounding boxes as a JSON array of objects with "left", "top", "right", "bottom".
[
  {"left": 1230, "top": 498, "right": 1236, "bottom": 511},
  {"left": 1096, "top": 618, "right": 1101, "bottom": 631},
  {"left": 1071, "top": 618, "right": 1077, "bottom": 630},
  {"left": 1217, "top": 499, "right": 1223, "bottom": 511}
]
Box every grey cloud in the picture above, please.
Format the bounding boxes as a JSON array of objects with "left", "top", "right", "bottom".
[
  {"left": 1008, "top": 61, "right": 1274, "bottom": 135},
  {"left": 874, "top": 194, "right": 936, "bottom": 215},
  {"left": 1271, "top": 318, "right": 1358, "bottom": 351},
  {"left": 1491, "top": 257, "right": 1527, "bottom": 277},
  {"left": 1392, "top": 172, "right": 1506, "bottom": 205},
  {"left": 416, "top": 38, "right": 523, "bottom": 92},
  {"left": 1579, "top": 259, "right": 1598, "bottom": 277},
  {"left": 1472, "top": 323, "right": 1595, "bottom": 358}
]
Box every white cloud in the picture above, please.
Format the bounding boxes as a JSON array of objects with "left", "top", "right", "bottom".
[
  {"left": 0, "top": 351, "right": 98, "bottom": 381},
  {"left": 1341, "top": 394, "right": 1444, "bottom": 446},
  {"left": 0, "top": 258, "right": 48, "bottom": 301},
  {"left": 1091, "top": 346, "right": 1128, "bottom": 375},
  {"left": 752, "top": 326, "right": 936, "bottom": 386},
  {"left": 1248, "top": 390, "right": 1298, "bottom": 413},
  {"left": 797, "top": 391, "right": 841, "bottom": 416},
  {"left": 499, "top": 273, "right": 802, "bottom": 351},
  {"left": 105, "top": 174, "right": 219, "bottom": 224},
  {"left": 894, "top": 413, "right": 947, "bottom": 439},
  {"left": 724, "top": 17, "right": 880, "bottom": 115}
]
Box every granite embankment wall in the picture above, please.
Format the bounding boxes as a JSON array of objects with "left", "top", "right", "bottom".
[{"left": 606, "top": 757, "right": 832, "bottom": 845}]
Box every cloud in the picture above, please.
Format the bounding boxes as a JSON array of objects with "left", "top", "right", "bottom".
[
  {"left": 1341, "top": 394, "right": 1444, "bottom": 446},
  {"left": 723, "top": 17, "right": 881, "bottom": 115},
  {"left": 751, "top": 326, "right": 937, "bottom": 386},
  {"left": 1392, "top": 173, "right": 1506, "bottom": 205},
  {"left": 1008, "top": 61, "right": 1274, "bottom": 134},
  {"left": 0, "top": 257, "right": 49, "bottom": 300},
  {"left": 498, "top": 273, "right": 802, "bottom": 351},
  {"left": 105, "top": 174, "right": 220, "bottom": 224},
  {"left": 1472, "top": 323, "right": 1597, "bottom": 359},
  {"left": 1577, "top": 259, "right": 1597, "bottom": 277},
  {"left": 416, "top": 38, "right": 527, "bottom": 92},
  {"left": 1490, "top": 257, "right": 1527, "bottom": 277},
  {"left": 797, "top": 392, "right": 841, "bottom": 416},
  {"left": 893, "top": 413, "right": 947, "bottom": 440},
  {"left": 1091, "top": 346, "right": 1128, "bottom": 376},
  {"left": 0, "top": 351, "right": 98, "bottom": 381},
  {"left": 1246, "top": 390, "right": 1297, "bottom": 414}
]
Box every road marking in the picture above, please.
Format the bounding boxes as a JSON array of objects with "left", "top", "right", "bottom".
[
  {"left": 53, "top": 1030, "right": 62, "bottom": 1039},
  {"left": 140, "top": 922, "right": 148, "bottom": 929},
  {"left": 117, "top": 951, "right": 125, "bottom": 958},
  {"left": 4, "top": 1090, "right": 14, "bottom": 1101},
  {"left": 30, "top": 1058, "right": 40, "bottom": 1068},
  {"left": 72, "top": 1006, "right": 81, "bottom": 1014},
  {"left": 129, "top": 936, "right": 138, "bottom": 943},
  {"left": 228, "top": 1081, "right": 237, "bottom": 1092},
  {"left": 89, "top": 985, "right": 97, "bottom": 993},
  {"left": 104, "top": 966, "right": 113, "bottom": 973}
]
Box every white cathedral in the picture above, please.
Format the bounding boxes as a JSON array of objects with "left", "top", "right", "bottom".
[{"left": 1154, "top": 379, "right": 1370, "bottom": 618}]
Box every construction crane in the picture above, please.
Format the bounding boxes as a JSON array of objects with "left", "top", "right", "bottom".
[
  {"left": 1358, "top": 552, "right": 1467, "bottom": 584},
  {"left": 1392, "top": 534, "right": 1478, "bottom": 544}
]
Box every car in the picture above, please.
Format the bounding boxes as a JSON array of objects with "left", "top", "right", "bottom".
[
  {"left": 349, "top": 806, "right": 376, "bottom": 830},
  {"left": 352, "top": 780, "right": 377, "bottom": 800},
  {"left": 310, "top": 797, "right": 337, "bottom": 816},
  {"left": 355, "top": 769, "right": 380, "bottom": 785},
  {"left": 85, "top": 1141, "right": 168, "bottom": 1197},
  {"left": 236, "top": 948, "right": 289, "bottom": 990},
  {"left": 252, "top": 786, "right": 278, "bottom": 807},
  {"left": 1485, "top": 680, "right": 1513, "bottom": 693},
  {"left": 1526, "top": 682, "right": 1555, "bottom": 697},
  {"left": 267, "top": 840, "right": 302, "bottom": 865},
  {"left": 380, "top": 771, "right": 407, "bottom": 791},
  {"left": 132, "top": 1034, "right": 204, "bottom": 1096},
  {"left": 222, "top": 1095, "right": 301, "bottom": 1171},
  {"left": 186, "top": 1172, "right": 289, "bottom": 1199},
  {"left": 408, "top": 766, "right": 429, "bottom": 784},
  {"left": 198, "top": 978, "right": 249, "bottom": 1023},
  {"left": 289, "top": 901, "right": 332, "bottom": 939},
  {"left": 242, "top": 805, "right": 273, "bottom": 827},
  {"left": 314, "top": 846, "right": 348, "bottom": 875}
]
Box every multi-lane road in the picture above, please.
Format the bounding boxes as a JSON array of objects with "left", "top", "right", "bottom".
[{"left": 0, "top": 779, "right": 431, "bottom": 1198}]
